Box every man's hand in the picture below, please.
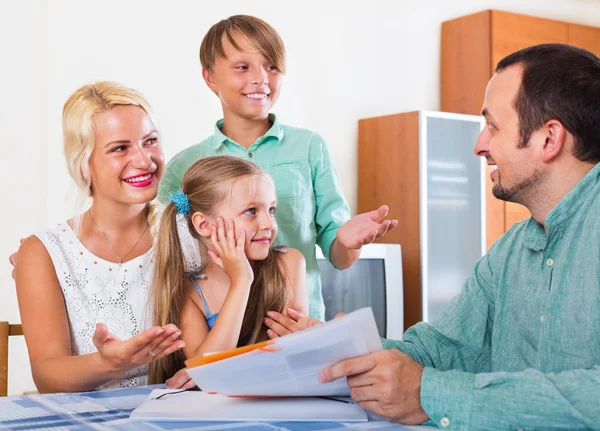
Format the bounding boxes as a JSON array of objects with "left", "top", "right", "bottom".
[{"left": 319, "top": 349, "right": 429, "bottom": 425}]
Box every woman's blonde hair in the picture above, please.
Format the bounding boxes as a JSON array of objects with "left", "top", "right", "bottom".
[
  {"left": 200, "top": 15, "right": 286, "bottom": 73},
  {"left": 62, "top": 81, "right": 160, "bottom": 228},
  {"left": 149, "top": 156, "right": 287, "bottom": 384}
]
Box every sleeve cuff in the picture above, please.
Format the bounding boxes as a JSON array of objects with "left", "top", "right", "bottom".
[
  {"left": 381, "top": 337, "right": 403, "bottom": 350},
  {"left": 420, "top": 367, "right": 475, "bottom": 430},
  {"left": 319, "top": 230, "right": 338, "bottom": 263}
]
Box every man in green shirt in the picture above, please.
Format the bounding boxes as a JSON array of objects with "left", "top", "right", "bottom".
[{"left": 276, "top": 44, "right": 600, "bottom": 429}]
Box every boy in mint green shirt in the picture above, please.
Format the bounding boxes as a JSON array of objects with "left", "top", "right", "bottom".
[{"left": 158, "top": 15, "right": 396, "bottom": 320}]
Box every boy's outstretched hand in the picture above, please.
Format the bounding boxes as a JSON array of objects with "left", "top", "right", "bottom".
[{"left": 336, "top": 205, "right": 398, "bottom": 250}]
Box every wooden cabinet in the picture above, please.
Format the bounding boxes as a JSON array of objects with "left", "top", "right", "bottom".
[
  {"left": 358, "top": 111, "right": 486, "bottom": 329},
  {"left": 359, "top": 112, "right": 420, "bottom": 329},
  {"left": 568, "top": 23, "right": 600, "bottom": 56},
  {"left": 441, "top": 10, "right": 600, "bottom": 247}
]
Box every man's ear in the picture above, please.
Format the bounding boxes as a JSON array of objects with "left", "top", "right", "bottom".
[
  {"left": 191, "top": 211, "right": 213, "bottom": 238},
  {"left": 541, "top": 119, "right": 567, "bottom": 163},
  {"left": 202, "top": 68, "right": 218, "bottom": 94}
]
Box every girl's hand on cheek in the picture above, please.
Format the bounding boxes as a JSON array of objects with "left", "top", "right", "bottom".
[{"left": 207, "top": 217, "right": 253, "bottom": 288}]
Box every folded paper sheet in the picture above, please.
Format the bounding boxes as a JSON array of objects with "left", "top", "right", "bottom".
[
  {"left": 185, "top": 307, "right": 383, "bottom": 396},
  {"left": 130, "top": 389, "right": 368, "bottom": 422}
]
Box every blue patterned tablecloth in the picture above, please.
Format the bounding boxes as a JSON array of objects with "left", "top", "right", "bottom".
[{"left": 0, "top": 387, "right": 431, "bottom": 430}]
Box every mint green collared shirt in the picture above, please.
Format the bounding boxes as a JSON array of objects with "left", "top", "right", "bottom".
[
  {"left": 384, "top": 162, "right": 600, "bottom": 430},
  {"left": 158, "top": 114, "right": 350, "bottom": 320}
]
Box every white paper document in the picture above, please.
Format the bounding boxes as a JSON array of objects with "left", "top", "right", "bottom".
[
  {"left": 130, "top": 389, "right": 368, "bottom": 422},
  {"left": 186, "top": 307, "right": 383, "bottom": 396}
]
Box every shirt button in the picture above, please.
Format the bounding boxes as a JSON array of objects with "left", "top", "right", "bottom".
[
  {"left": 248, "top": 152, "right": 253, "bottom": 158},
  {"left": 517, "top": 429, "right": 525, "bottom": 431},
  {"left": 440, "top": 417, "right": 451, "bottom": 428},
  {"left": 546, "top": 258, "right": 554, "bottom": 267},
  {"left": 540, "top": 315, "right": 545, "bottom": 323}
]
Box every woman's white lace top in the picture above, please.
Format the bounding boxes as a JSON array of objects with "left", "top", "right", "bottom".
[{"left": 35, "top": 221, "right": 154, "bottom": 389}]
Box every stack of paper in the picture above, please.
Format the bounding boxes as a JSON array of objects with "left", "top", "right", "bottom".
[
  {"left": 185, "top": 307, "right": 382, "bottom": 397},
  {"left": 130, "top": 390, "right": 368, "bottom": 422}
]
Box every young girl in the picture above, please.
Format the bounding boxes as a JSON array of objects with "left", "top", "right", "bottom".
[
  {"left": 150, "top": 156, "right": 308, "bottom": 384},
  {"left": 15, "top": 82, "right": 184, "bottom": 392},
  {"left": 158, "top": 15, "right": 397, "bottom": 321}
]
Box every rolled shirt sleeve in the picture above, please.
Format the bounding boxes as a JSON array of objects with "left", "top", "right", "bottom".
[
  {"left": 384, "top": 249, "right": 496, "bottom": 373},
  {"left": 420, "top": 366, "right": 600, "bottom": 430},
  {"left": 308, "top": 132, "right": 351, "bottom": 263}
]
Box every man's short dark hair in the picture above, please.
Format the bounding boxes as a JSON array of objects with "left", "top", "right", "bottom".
[{"left": 496, "top": 43, "right": 600, "bottom": 163}]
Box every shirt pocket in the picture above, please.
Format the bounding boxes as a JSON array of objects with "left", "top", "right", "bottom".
[
  {"left": 269, "top": 160, "right": 311, "bottom": 200},
  {"left": 269, "top": 160, "right": 314, "bottom": 227}
]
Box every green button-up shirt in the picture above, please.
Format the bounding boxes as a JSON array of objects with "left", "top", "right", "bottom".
[
  {"left": 385, "top": 162, "right": 600, "bottom": 430},
  {"left": 158, "top": 114, "right": 350, "bottom": 320}
]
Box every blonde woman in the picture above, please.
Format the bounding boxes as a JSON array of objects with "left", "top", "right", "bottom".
[{"left": 15, "top": 82, "right": 184, "bottom": 393}]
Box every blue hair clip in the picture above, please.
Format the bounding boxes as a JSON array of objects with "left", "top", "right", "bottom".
[{"left": 170, "top": 189, "right": 190, "bottom": 215}]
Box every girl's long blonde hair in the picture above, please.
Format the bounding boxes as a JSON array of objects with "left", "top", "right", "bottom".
[
  {"left": 62, "top": 81, "right": 160, "bottom": 229},
  {"left": 149, "top": 156, "right": 287, "bottom": 384}
]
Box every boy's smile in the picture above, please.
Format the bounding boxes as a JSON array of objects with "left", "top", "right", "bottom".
[{"left": 244, "top": 91, "right": 270, "bottom": 100}]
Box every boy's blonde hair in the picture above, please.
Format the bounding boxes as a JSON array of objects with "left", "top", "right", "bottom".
[
  {"left": 62, "top": 81, "right": 160, "bottom": 229},
  {"left": 199, "top": 15, "right": 286, "bottom": 73},
  {"left": 149, "top": 156, "right": 288, "bottom": 384}
]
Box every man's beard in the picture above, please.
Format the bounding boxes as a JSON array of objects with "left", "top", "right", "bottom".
[{"left": 492, "top": 169, "right": 539, "bottom": 204}]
